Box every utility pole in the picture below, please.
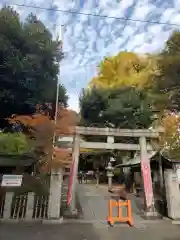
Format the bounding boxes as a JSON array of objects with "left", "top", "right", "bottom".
[
  {"left": 48, "top": 25, "right": 64, "bottom": 220},
  {"left": 52, "top": 25, "right": 64, "bottom": 147}
]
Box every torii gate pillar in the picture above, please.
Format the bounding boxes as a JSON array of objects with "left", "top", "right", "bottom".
[
  {"left": 69, "top": 133, "right": 80, "bottom": 214},
  {"left": 139, "top": 136, "right": 160, "bottom": 218}
]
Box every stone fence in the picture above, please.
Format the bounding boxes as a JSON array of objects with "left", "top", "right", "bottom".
[{"left": 0, "top": 169, "right": 64, "bottom": 221}]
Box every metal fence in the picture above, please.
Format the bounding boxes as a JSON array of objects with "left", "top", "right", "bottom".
[
  {"left": 33, "top": 195, "right": 49, "bottom": 219},
  {"left": 11, "top": 193, "right": 28, "bottom": 219}
]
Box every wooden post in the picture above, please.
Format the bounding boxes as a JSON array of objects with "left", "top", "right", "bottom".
[
  {"left": 139, "top": 136, "right": 158, "bottom": 218},
  {"left": 70, "top": 134, "right": 80, "bottom": 213}
]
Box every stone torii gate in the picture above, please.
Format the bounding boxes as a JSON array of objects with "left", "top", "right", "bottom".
[{"left": 69, "top": 127, "right": 163, "bottom": 218}]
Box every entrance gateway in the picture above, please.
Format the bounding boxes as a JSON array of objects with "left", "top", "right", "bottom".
[{"left": 68, "top": 126, "right": 163, "bottom": 218}]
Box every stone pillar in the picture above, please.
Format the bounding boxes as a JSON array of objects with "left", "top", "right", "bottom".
[
  {"left": 48, "top": 168, "right": 63, "bottom": 219},
  {"left": 70, "top": 134, "right": 80, "bottom": 213},
  {"left": 139, "top": 136, "right": 159, "bottom": 218},
  {"left": 3, "top": 192, "right": 13, "bottom": 219},
  {"left": 164, "top": 169, "right": 180, "bottom": 219},
  {"left": 108, "top": 175, "right": 112, "bottom": 191},
  {"left": 26, "top": 192, "right": 34, "bottom": 220}
]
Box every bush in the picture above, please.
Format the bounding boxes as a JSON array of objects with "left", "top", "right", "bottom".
[{"left": 0, "top": 133, "right": 29, "bottom": 155}]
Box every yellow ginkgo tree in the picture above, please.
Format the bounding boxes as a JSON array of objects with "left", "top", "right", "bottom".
[{"left": 88, "top": 52, "right": 157, "bottom": 90}]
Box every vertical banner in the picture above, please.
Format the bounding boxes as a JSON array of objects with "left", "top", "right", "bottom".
[
  {"left": 67, "top": 156, "right": 75, "bottom": 205},
  {"left": 139, "top": 136, "right": 154, "bottom": 210},
  {"left": 141, "top": 161, "right": 153, "bottom": 208},
  {"left": 67, "top": 134, "right": 80, "bottom": 207}
]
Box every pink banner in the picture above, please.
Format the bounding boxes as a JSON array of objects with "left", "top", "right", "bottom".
[
  {"left": 67, "top": 157, "right": 75, "bottom": 205},
  {"left": 141, "top": 161, "right": 153, "bottom": 208}
]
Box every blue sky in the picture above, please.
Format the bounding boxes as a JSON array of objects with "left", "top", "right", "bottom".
[{"left": 1, "top": 0, "right": 180, "bottom": 112}]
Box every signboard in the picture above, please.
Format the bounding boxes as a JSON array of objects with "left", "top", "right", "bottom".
[
  {"left": 176, "top": 164, "right": 180, "bottom": 184},
  {"left": 141, "top": 161, "right": 153, "bottom": 208},
  {"left": 1, "top": 175, "right": 23, "bottom": 187}
]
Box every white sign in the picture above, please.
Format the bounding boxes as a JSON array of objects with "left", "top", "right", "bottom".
[
  {"left": 1, "top": 175, "right": 23, "bottom": 187},
  {"left": 176, "top": 165, "right": 180, "bottom": 184}
]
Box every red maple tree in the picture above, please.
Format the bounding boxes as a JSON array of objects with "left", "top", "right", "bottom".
[{"left": 8, "top": 105, "right": 79, "bottom": 172}]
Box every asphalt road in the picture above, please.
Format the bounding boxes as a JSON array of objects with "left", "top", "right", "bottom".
[
  {"left": 0, "top": 222, "right": 100, "bottom": 240},
  {"left": 1, "top": 221, "right": 180, "bottom": 240}
]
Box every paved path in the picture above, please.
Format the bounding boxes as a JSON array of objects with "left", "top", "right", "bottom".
[
  {"left": 77, "top": 184, "right": 109, "bottom": 221},
  {"left": 76, "top": 184, "right": 180, "bottom": 239},
  {"left": 96, "top": 221, "right": 180, "bottom": 240},
  {"left": 77, "top": 184, "right": 147, "bottom": 229},
  {"left": 1, "top": 219, "right": 180, "bottom": 240},
  {"left": 0, "top": 222, "right": 100, "bottom": 240}
]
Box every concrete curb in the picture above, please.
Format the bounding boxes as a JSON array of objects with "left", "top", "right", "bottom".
[
  {"left": 0, "top": 217, "right": 174, "bottom": 226},
  {"left": 0, "top": 217, "right": 64, "bottom": 224},
  {"left": 172, "top": 220, "right": 180, "bottom": 225},
  {"left": 63, "top": 218, "right": 171, "bottom": 224},
  {"left": 42, "top": 217, "right": 64, "bottom": 224},
  {"left": 0, "top": 219, "right": 43, "bottom": 224}
]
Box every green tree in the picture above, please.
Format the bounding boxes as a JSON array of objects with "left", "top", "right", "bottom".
[
  {"left": 152, "top": 31, "right": 180, "bottom": 111},
  {"left": 0, "top": 6, "right": 68, "bottom": 127},
  {"left": 80, "top": 87, "right": 154, "bottom": 129},
  {"left": 80, "top": 87, "right": 155, "bottom": 170},
  {"left": 57, "top": 84, "right": 69, "bottom": 108},
  {"left": 88, "top": 51, "right": 167, "bottom": 114},
  {"left": 79, "top": 88, "right": 108, "bottom": 127}
]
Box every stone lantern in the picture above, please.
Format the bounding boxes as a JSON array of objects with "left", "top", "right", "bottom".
[{"left": 106, "top": 158, "right": 115, "bottom": 192}]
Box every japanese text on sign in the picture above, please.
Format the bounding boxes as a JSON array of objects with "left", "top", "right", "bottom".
[{"left": 1, "top": 175, "right": 23, "bottom": 187}]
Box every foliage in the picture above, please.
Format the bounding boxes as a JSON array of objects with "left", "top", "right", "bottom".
[
  {"left": 58, "top": 84, "right": 69, "bottom": 108},
  {"left": 9, "top": 113, "right": 53, "bottom": 162},
  {"left": 0, "top": 6, "right": 67, "bottom": 128},
  {"left": 158, "top": 33, "right": 180, "bottom": 154},
  {"left": 160, "top": 112, "right": 180, "bottom": 160},
  {"left": 89, "top": 52, "right": 156, "bottom": 90},
  {"left": 8, "top": 106, "right": 79, "bottom": 171},
  {"left": 80, "top": 52, "right": 160, "bottom": 164},
  {"left": 79, "top": 88, "right": 108, "bottom": 127},
  {"left": 80, "top": 86, "right": 154, "bottom": 129},
  {"left": 0, "top": 132, "right": 29, "bottom": 155},
  {"left": 152, "top": 31, "right": 180, "bottom": 111},
  {"left": 56, "top": 107, "right": 80, "bottom": 135},
  {"left": 79, "top": 31, "right": 180, "bottom": 165}
]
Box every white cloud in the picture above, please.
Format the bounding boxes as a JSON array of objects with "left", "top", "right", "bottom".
[
  {"left": 68, "top": 93, "right": 80, "bottom": 113},
  {"left": 160, "top": 8, "right": 176, "bottom": 23},
  {"left": 132, "top": 5, "right": 153, "bottom": 21},
  {"left": 173, "top": 0, "right": 180, "bottom": 9},
  {"left": 2, "top": 0, "right": 180, "bottom": 111}
]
